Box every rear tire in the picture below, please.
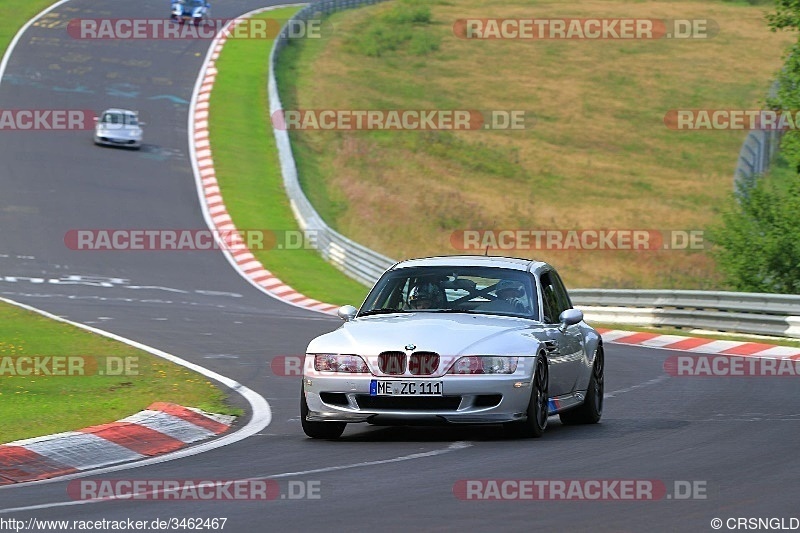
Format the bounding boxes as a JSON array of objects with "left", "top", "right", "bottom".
[
  {"left": 559, "top": 346, "right": 603, "bottom": 425},
  {"left": 504, "top": 354, "right": 548, "bottom": 438},
  {"left": 300, "top": 384, "right": 346, "bottom": 439}
]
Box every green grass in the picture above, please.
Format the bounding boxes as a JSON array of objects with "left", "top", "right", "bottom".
[
  {"left": 208, "top": 8, "right": 370, "bottom": 306},
  {"left": 0, "top": 304, "right": 239, "bottom": 444},
  {"left": 269, "top": 0, "right": 794, "bottom": 290},
  {"left": 0, "top": 0, "right": 240, "bottom": 444},
  {"left": 208, "top": 5, "right": 800, "bottom": 370},
  {"left": 0, "top": 0, "right": 54, "bottom": 56},
  {"left": 763, "top": 152, "right": 798, "bottom": 191}
]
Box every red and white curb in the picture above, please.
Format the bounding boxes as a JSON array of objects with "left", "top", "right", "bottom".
[
  {"left": 0, "top": 403, "right": 234, "bottom": 485},
  {"left": 188, "top": 6, "right": 339, "bottom": 316},
  {"left": 596, "top": 328, "right": 800, "bottom": 360}
]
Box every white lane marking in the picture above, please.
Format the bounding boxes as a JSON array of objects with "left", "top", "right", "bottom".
[
  {"left": 699, "top": 413, "right": 800, "bottom": 422},
  {"left": 0, "top": 0, "right": 72, "bottom": 89},
  {"left": 194, "top": 290, "right": 243, "bottom": 298},
  {"left": 126, "top": 285, "right": 189, "bottom": 293},
  {"left": 0, "top": 276, "right": 243, "bottom": 299},
  {"left": 0, "top": 442, "right": 471, "bottom": 513},
  {"left": 604, "top": 375, "right": 669, "bottom": 399},
  {"left": 0, "top": 296, "right": 271, "bottom": 490}
]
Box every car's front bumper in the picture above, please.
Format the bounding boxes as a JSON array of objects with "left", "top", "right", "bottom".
[
  {"left": 303, "top": 373, "right": 535, "bottom": 425},
  {"left": 94, "top": 134, "right": 141, "bottom": 148}
]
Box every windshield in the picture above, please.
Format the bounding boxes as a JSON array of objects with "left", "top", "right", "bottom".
[
  {"left": 360, "top": 265, "right": 539, "bottom": 319},
  {"left": 101, "top": 113, "right": 138, "bottom": 126}
]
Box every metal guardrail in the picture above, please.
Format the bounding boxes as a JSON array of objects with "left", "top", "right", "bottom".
[
  {"left": 269, "top": 0, "right": 395, "bottom": 286},
  {"left": 734, "top": 129, "right": 782, "bottom": 192},
  {"left": 268, "top": 3, "right": 800, "bottom": 338},
  {"left": 733, "top": 82, "right": 783, "bottom": 191},
  {"left": 571, "top": 289, "right": 800, "bottom": 339}
]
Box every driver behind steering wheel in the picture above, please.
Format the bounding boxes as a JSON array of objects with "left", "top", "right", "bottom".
[{"left": 407, "top": 282, "right": 444, "bottom": 310}]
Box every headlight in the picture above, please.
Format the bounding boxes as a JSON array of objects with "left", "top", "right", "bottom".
[
  {"left": 447, "top": 356, "right": 518, "bottom": 374},
  {"left": 312, "top": 354, "right": 369, "bottom": 373}
]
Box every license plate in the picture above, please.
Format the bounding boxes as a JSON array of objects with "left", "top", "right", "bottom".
[{"left": 370, "top": 380, "right": 443, "bottom": 396}]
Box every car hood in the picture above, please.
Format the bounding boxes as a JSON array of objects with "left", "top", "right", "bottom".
[{"left": 306, "top": 312, "right": 547, "bottom": 357}]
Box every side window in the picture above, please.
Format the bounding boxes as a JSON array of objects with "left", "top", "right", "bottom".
[
  {"left": 550, "top": 271, "right": 573, "bottom": 314},
  {"left": 539, "top": 272, "right": 563, "bottom": 324}
]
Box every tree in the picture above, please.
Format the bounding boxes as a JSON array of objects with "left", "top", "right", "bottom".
[
  {"left": 768, "top": 1, "right": 800, "bottom": 169},
  {"left": 712, "top": 177, "right": 800, "bottom": 293},
  {"left": 711, "top": 0, "right": 800, "bottom": 293}
]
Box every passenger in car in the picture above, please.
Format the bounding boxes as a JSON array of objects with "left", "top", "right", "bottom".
[{"left": 477, "top": 280, "right": 527, "bottom": 314}]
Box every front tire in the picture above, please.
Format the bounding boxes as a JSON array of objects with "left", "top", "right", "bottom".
[
  {"left": 300, "top": 384, "right": 346, "bottom": 439},
  {"left": 559, "top": 346, "right": 603, "bottom": 425},
  {"left": 504, "top": 354, "right": 548, "bottom": 438}
]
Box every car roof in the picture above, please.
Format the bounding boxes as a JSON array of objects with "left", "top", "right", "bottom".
[
  {"left": 102, "top": 108, "right": 137, "bottom": 116},
  {"left": 391, "top": 255, "right": 549, "bottom": 273}
]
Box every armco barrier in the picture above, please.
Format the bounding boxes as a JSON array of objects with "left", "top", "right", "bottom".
[
  {"left": 571, "top": 289, "right": 800, "bottom": 339},
  {"left": 733, "top": 82, "right": 782, "bottom": 192},
  {"left": 269, "top": 0, "right": 395, "bottom": 286},
  {"left": 267, "top": 2, "right": 800, "bottom": 338},
  {"left": 734, "top": 129, "right": 782, "bottom": 193}
]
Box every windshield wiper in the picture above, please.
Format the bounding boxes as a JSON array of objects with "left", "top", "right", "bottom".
[
  {"left": 424, "top": 309, "right": 475, "bottom": 314},
  {"left": 359, "top": 308, "right": 406, "bottom": 317}
]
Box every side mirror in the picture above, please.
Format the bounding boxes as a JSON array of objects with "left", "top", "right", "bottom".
[
  {"left": 337, "top": 305, "right": 358, "bottom": 321},
  {"left": 558, "top": 308, "right": 583, "bottom": 332}
]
